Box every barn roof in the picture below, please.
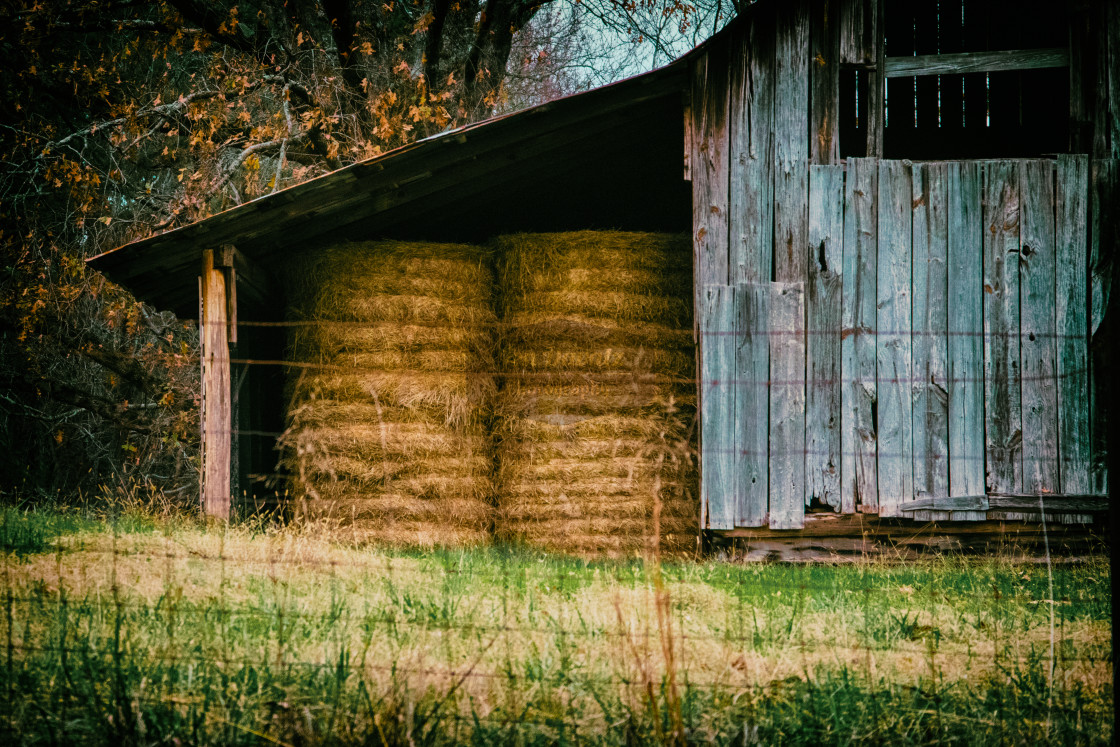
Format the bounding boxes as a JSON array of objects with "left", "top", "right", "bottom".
[{"left": 86, "top": 56, "right": 694, "bottom": 317}]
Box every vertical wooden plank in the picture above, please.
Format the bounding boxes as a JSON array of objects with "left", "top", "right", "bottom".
[
  {"left": 807, "top": 165, "right": 844, "bottom": 509},
  {"left": 839, "top": 0, "right": 875, "bottom": 65},
  {"left": 201, "top": 249, "right": 232, "bottom": 521},
  {"left": 730, "top": 9, "right": 775, "bottom": 284},
  {"left": 1089, "top": 159, "right": 1116, "bottom": 494},
  {"left": 947, "top": 161, "right": 986, "bottom": 517},
  {"left": 876, "top": 160, "right": 913, "bottom": 517},
  {"left": 984, "top": 161, "right": 1023, "bottom": 495},
  {"left": 1068, "top": 5, "right": 1092, "bottom": 154},
  {"left": 841, "top": 157, "right": 878, "bottom": 514},
  {"left": 809, "top": 0, "right": 840, "bottom": 165},
  {"left": 701, "top": 284, "right": 737, "bottom": 530},
  {"left": 911, "top": 163, "right": 950, "bottom": 521},
  {"left": 864, "top": 0, "right": 885, "bottom": 157},
  {"left": 691, "top": 42, "right": 732, "bottom": 291},
  {"left": 1019, "top": 160, "right": 1059, "bottom": 494},
  {"left": 1056, "top": 155, "right": 1090, "bottom": 494},
  {"left": 774, "top": 0, "right": 811, "bottom": 283},
  {"left": 736, "top": 283, "right": 770, "bottom": 527},
  {"left": 769, "top": 282, "right": 806, "bottom": 529}
]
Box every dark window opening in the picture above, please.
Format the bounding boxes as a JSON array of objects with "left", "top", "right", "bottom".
[{"left": 840, "top": 0, "right": 1070, "bottom": 160}]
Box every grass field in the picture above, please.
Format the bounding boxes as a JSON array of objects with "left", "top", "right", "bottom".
[{"left": 0, "top": 504, "right": 1112, "bottom": 745}]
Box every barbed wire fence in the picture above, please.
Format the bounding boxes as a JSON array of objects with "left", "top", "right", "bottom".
[{"left": 0, "top": 309, "right": 1112, "bottom": 745}]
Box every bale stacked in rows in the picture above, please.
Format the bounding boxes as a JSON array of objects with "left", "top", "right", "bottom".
[
  {"left": 281, "top": 241, "right": 497, "bottom": 547},
  {"left": 494, "top": 231, "right": 698, "bottom": 556}
]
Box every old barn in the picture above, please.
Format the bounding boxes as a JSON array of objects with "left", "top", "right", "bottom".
[{"left": 89, "top": 0, "right": 1118, "bottom": 555}]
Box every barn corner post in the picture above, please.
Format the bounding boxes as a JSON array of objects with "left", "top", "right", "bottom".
[{"left": 199, "top": 246, "right": 236, "bottom": 521}]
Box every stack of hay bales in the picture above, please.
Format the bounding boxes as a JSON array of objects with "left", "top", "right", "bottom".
[
  {"left": 493, "top": 231, "right": 698, "bottom": 557},
  {"left": 281, "top": 241, "right": 497, "bottom": 547}
]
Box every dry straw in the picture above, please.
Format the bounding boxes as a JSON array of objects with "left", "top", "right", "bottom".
[
  {"left": 280, "top": 241, "right": 497, "bottom": 548},
  {"left": 493, "top": 231, "right": 699, "bottom": 558}
]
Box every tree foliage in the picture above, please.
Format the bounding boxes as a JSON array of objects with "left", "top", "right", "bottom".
[{"left": 0, "top": 0, "right": 732, "bottom": 504}]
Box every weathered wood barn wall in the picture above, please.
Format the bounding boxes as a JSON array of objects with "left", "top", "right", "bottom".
[
  {"left": 87, "top": 0, "right": 1117, "bottom": 546},
  {"left": 688, "top": 0, "right": 1119, "bottom": 532}
]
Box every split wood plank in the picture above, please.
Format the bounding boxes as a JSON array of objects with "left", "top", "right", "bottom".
[
  {"left": 773, "top": 0, "right": 810, "bottom": 282},
  {"left": 839, "top": 0, "right": 877, "bottom": 65},
  {"left": 200, "top": 249, "right": 232, "bottom": 521},
  {"left": 864, "top": 0, "right": 885, "bottom": 157},
  {"left": 1018, "top": 160, "right": 1059, "bottom": 494},
  {"left": 730, "top": 9, "right": 775, "bottom": 284},
  {"left": 690, "top": 42, "right": 732, "bottom": 293},
  {"left": 876, "top": 160, "right": 913, "bottom": 517},
  {"left": 840, "top": 157, "right": 878, "bottom": 514},
  {"left": 983, "top": 161, "right": 1023, "bottom": 495},
  {"left": 736, "top": 283, "right": 770, "bottom": 527},
  {"left": 947, "top": 161, "right": 985, "bottom": 520},
  {"left": 901, "top": 493, "right": 1109, "bottom": 513},
  {"left": 911, "top": 163, "right": 950, "bottom": 522},
  {"left": 807, "top": 165, "right": 844, "bottom": 510},
  {"left": 809, "top": 0, "right": 840, "bottom": 165},
  {"left": 1055, "top": 155, "right": 1090, "bottom": 493},
  {"left": 701, "top": 284, "right": 738, "bottom": 530},
  {"left": 769, "top": 282, "right": 806, "bottom": 529},
  {"left": 883, "top": 48, "right": 1069, "bottom": 78}
]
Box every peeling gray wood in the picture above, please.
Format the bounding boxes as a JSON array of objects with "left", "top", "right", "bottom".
[
  {"left": 911, "top": 163, "right": 950, "bottom": 522},
  {"left": 901, "top": 495, "right": 987, "bottom": 512},
  {"left": 947, "top": 162, "right": 986, "bottom": 520},
  {"left": 807, "top": 165, "right": 844, "bottom": 510},
  {"left": 773, "top": 0, "right": 810, "bottom": 282},
  {"left": 690, "top": 44, "right": 731, "bottom": 292},
  {"left": 1018, "top": 160, "right": 1059, "bottom": 494},
  {"left": 769, "top": 282, "right": 806, "bottom": 529},
  {"left": 701, "top": 284, "right": 738, "bottom": 530},
  {"left": 876, "top": 160, "right": 913, "bottom": 518},
  {"left": 841, "top": 158, "right": 878, "bottom": 514},
  {"left": 983, "top": 161, "right": 1023, "bottom": 495},
  {"left": 730, "top": 10, "right": 774, "bottom": 284},
  {"left": 883, "top": 48, "right": 1069, "bottom": 78},
  {"left": 1056, "top": 155, "right": 1090, "bottom": 494},
  {"left": 987, "top": 493, "right": 1110, "bottom": 512},
  {"left": 839, "top": 0, "right": 877, "bottom": 65},
  {"left": 736, "top": 282, "right": 770, "bottom": 527}
]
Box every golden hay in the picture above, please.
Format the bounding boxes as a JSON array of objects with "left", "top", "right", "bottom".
[
  {"left": 493, "top": 231, "right": 698, "bottom": 557},
  {"left": 500, "top": 347, "right": 694, "bottom": 376},
  {"left": 291, "top": 323, "right": 489, "bottom": 355},
  {"left": 281, "top": 240, "right": 497, "bottom": 548},
  {"left": 502, "top": 313, "right": 694, "bottom": 350},
  {"left": 504, "top": 290, "right": 691, "bottom": 326},
  {"left": 289, "top": 372, "right": 497, "bottom": 425}
]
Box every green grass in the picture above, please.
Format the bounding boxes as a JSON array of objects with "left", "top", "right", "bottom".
[{"left": 0, "top": 505, "right": 1112, "bottom": 745}]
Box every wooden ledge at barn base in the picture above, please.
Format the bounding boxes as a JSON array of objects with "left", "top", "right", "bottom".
[{"left": 707, "top": 510, "right": 1110, "bottom": 563}]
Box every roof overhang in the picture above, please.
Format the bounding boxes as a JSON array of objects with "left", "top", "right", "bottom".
[{"left": 87, "top": 60, "right": 690, "bottom": 317}]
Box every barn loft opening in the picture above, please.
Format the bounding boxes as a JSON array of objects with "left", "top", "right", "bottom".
[{"left": 840, "top": 0, "right": 1071, "bottom": 160}]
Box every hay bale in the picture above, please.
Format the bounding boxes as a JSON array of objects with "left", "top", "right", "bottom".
[
  {"left": 493, "top": 232, "right": 699, "bottom": 557},
  {"left": 280, "top": 241, "right": 497, "bottom": 548}
]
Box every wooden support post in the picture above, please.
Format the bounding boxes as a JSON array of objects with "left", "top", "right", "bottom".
[{"left": 200, "top": 248, "right": 232, "bottom": 520}]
